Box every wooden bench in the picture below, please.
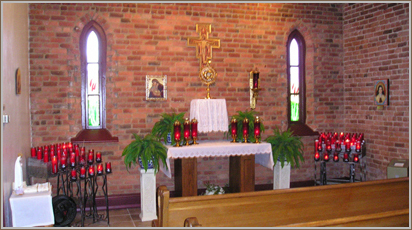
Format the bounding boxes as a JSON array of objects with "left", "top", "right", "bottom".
[{"left": 152, "top": 177, "right": 409, "bottom": 227}]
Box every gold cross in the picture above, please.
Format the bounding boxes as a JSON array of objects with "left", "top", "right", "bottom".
[{"left": 187, "top": 23, "right": 220, "bottom": 67}]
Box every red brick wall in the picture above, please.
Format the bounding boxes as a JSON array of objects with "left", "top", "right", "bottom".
[
  {"left": 343, "top": 3, "right": 409, "bottom": 180},
  {"left": 29, "top": 3, "right": 348, "bottom": 195}
]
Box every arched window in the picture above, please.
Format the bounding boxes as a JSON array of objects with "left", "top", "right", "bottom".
[
  {"left": 72, "top": 20, "right": 117, "bottom": 143},
  {"left": 287, "top": 30, "right": 305, "bottom": 125},
  {"left": 79, "top": 21, "right": 107, "bottom": 129},
  {"left": 286, "top": 30, "right": 317, "bottom": 136}
]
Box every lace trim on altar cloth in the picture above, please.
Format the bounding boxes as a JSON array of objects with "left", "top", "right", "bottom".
[{"left": 160, "top": 140, "right": 273, "bottom": 178}]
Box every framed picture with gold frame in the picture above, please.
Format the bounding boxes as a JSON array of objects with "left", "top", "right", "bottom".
[{"left": 146, "top": 75, "right": 167, "bottom": 101}]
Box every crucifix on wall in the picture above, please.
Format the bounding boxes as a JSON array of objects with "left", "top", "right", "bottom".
[{"left": 187, "top": 23, "right": 220, "bottom": 99}]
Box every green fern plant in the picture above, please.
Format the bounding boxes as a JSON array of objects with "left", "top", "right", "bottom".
[
  {"left": 226, "top": 110, "right": 265, "bottom": 143},
  {"left": 122, "top": 134, "right": 168, "bottom": 173},
  {"left": 151, "top": 112, "right": 185, "bottom": 146},
  {"left": 265, "top": 127, "right": 304, "bottom": 168}
]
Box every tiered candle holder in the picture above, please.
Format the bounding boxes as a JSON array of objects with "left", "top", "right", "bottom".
[
  {"left": 31, "top": 143, "right": 112, "bottom": 227},
  {"left": 56, "top": 160, "right": 111, "bottom": 227},
  {"left": 313, "top": 132, "right": 366, "bottom": 186}
]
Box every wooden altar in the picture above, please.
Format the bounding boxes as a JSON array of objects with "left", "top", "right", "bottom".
[{"left": 164, "top": 140, "right": 272, "bottom": 197}]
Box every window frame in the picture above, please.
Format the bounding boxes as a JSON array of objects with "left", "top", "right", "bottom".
[
  {"left": 79, "top": 20, "right": 107, "bottom": 130},
  {"left": 287, "top": 29, "right": 306, "bottom": 127},
  {"left": 286, "top": 30, "right": 317, "bottom": 136}
]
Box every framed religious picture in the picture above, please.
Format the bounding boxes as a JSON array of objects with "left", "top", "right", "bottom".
[
  {"left": 15, "top": 68, "right": 21, "bottom": 95},
  {"left": 374, "top": 79, "right": 389, "bottom": 106},
  {"left": 146, "top": 75, "right": 167, "bottom": 101}
]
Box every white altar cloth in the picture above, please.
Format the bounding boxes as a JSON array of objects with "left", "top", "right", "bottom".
[
  {"left": 160, "top": 140, "right": 273, "bottom": 178},
  {"left": 190, "top": 99, "right": 229, "bottom": 133},
  {"left": 10, "top": 189, "right": 54, "bottom": 227}
]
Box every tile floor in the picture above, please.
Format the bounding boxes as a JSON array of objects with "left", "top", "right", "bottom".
[{"left": 71, "top": 208, "right": 152, "bottom": 227}]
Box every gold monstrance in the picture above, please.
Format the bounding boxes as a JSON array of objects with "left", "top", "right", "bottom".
[{"left": 187, "top": 23, "right": 220, "bottom": 99}]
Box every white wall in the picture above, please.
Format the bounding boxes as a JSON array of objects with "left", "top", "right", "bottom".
[{"left": 1, "top": 3, "right": 30, "bottom": 227}]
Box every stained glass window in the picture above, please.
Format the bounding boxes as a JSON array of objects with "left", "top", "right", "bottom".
[
  {"left": 287, "top": 30, "right": 305, "bottom": 124},
  {"left": 80, "top": 21, "right": 106, "bottom": 129}
]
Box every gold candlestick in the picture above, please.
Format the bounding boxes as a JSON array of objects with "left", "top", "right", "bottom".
[
  {"left": 192, "top": 136, "right": 198, "bottom": 145},
  {"left": 231, "top": 134, "right": 237, "bottom": 143}
]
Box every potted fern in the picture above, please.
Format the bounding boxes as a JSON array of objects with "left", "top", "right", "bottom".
[
  {"left": 122, "top": 133, "right": 168, "bottom": 173},
  {"left": 265, "top": 127, "right": 304, "bottom": 189},
  {"left": 122, "top": 133, "right": 168, "bottom": 222},
  {"left": 151, "top": 112, "right": 185, "bottom": 146},
  {"left": 226, "top": 110, "right": 265, "bottom": 143}
]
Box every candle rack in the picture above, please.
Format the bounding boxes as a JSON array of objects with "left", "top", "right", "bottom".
[
  {"left": 56, "top": 164, "right": 110, "bottom": 227},
  {"left": 313, "top": 142, "right": 366, "bottom": 186}
]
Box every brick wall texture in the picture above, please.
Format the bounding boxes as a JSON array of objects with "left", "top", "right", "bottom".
[{"left": 28, "top": 3, "right": 409, "bottom": 196}]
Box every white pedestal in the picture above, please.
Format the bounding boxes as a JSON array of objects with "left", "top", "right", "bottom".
[
  {"left": 139, "top": 169, "right": 157, "bottom": 222},
  {"left": 273, "top": 162, "right": 291, "bottom": 189}
]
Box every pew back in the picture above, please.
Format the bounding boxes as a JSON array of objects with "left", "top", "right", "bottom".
[{"left": 155, "top": 177, "right": 409, "bottom": 227}]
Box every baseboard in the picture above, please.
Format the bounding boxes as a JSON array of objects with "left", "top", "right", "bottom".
[{"left": 93, "top": 180, "right": 315, "bottom": 210}]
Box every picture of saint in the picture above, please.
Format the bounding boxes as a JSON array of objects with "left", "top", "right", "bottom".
[
  {"left": 374, "top": 80, "right": 388, "bottom": 105},
  {"left": 149, "top": 79, "right": 164, "bottom": 98},
  {"left": 146, "top": 75, "right": 167, "bottom": 101}
]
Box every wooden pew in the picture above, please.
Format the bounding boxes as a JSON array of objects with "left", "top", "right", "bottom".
[{"left": 152, "top": 177, "right": 409, "bottom": 227}]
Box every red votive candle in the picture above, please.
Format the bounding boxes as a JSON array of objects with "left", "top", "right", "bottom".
[
  {"left": 191, "top": 119, "right": 198, "bottom": 138},
  {"left": 314, "top": 151, "right": 320, "bottom": 161},
  {"left": 333, "top": 152, "right": 339, "bottom": 162},
  {"left": 339, "top": 132, "right": 344, "bottom": 142},
  {"left": 174, "top": 120, "right": 181, "bottom": 142},
  {"left": 96, "top": 152, "right": 102, "bottom": 163},
  {"left": 242, "top": 118, "right": 249, "bottom": 136},
  {"left": 183, "top": 118, "right": 190, "bottom": 139},
  {"left": 355, "top": 141, "right": 361, "bottom": 152},
  {"left": 317, "top": 140, "right": 323, "bottom": 152},
  {"left": 50, "top": 145, "right": 55, "bottom": 155},
  {"left": 335, "top": 140, "right": 341, "bottom": 152},
  {"left": 62, "top": 142, "right": 66, "bottom": 150},
  {"left": 253, "top": 71, "right": 259, "bottom": 89},
  {"left": 62, "top": 148, "right": 67, "bottom": 158},
  {"left": 57, "top": 149, "right": 61, "bottom": 163},
  {"left": 97, "top": 163, "right": 103, "bottom": 175},
  {"left": 231, "top": 118, "right": 237, "bottom": 136},
  {"left": 52, "top": 156, "right": 58, "bottom": 174},
  {"left": 315, "top": 140, "right": 319, "bottom": 152},
  {"left": 345, "top": 140, "right": 350, "bottom": 152},
  {"left": 37, "top": 148, "right": 42, "bottom": 160},
  {"left": 79, "top": 166, "right": 86, "bottom": 179},
  {"left": 254, "top": 117, "right": 260, "bottom": 138},
  {"left": 43, "top": 152, "right": 49, "bottom": 163},
  {"left": 88, "top": 151, "right": 94, "bottom": 165},
  {"left": 323, "top": 152, "right": 329, "bottom": 161},
  {"left": 326, "top": 139, "right": 331, "bottom": 152},
  {"left": 70, "top": 154, "right": 76, "bottom": 168},
  {"left": 75, "top": 148, "right": 80, "bottom": 164},
  {"left": 31, "top": 147, "right": 36, "bottom": 158},
  {"left": 358, "top": 133, "right": 364, "bottom": 142},
  {"left": 343, "top": 153, "right": 349, "bottom": 162},
  {"left": 61, "top": 156, "right": 67, "bottom": 170},
  {"left": 88, "top": 165, "right": 95, "bottom": 176},
  {"left": 105, "top": 162, "right": 112, "bottom": 173},
  {"left": 353, "top": 153, "right": 359, "bottom": 163},
  {"left": 71, "top": 168, "right": 77, "bottom": 181}
]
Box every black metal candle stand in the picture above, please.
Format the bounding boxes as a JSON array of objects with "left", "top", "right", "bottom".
[
  {"left": 314, "top": 143, "right": 366, "bottom": 186},
  {"left": 55, "top": 164, "right": 110, "bottom": 227}
]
